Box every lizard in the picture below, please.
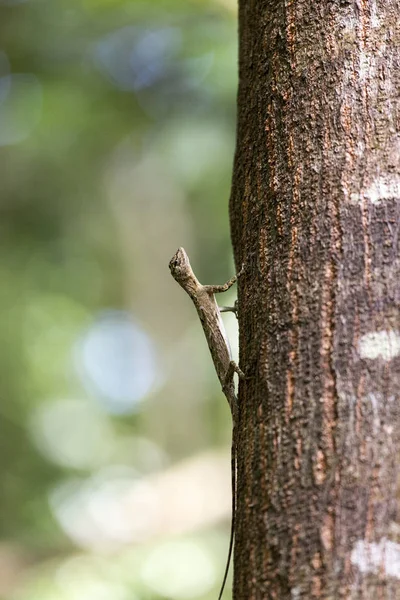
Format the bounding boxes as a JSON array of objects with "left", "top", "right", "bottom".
[{"left": 169, "top": 247, "right": 244, "bottom": 600}]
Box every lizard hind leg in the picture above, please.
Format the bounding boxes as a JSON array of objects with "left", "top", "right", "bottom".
[
  {"left": 220, "top": 300, "right": 238, "bottom": 319},
  {"left": 226, "top": 360, "right": 245, "bottom": 382}
]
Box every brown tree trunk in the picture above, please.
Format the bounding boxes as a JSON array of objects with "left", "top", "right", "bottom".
[{"left": 230, "top": 1, "right": 400, "bottom": 598}]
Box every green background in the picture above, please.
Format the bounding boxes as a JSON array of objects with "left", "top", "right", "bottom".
[{"left": 0, "top": 0, "right": 238, "bottom": 599}]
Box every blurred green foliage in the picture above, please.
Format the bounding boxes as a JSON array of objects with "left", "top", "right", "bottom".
[{"left": 0, "top": 0, "right": 238, "bottom": 598}]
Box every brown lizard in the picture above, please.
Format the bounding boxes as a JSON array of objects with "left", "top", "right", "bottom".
[{"left": 169, "top": 247, "right": 244, "bottom": 599}]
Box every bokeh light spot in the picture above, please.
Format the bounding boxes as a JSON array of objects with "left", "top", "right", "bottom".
[
  {"left": 93, "top": 25, "right": 213, "bottom": 117},
  {"left": 49, "top": 467, "right": 159, "bottom": 550},
  {"left": 141, "top": 540, "right": 216, "bottom": 598},
  {"left": 0, "top": 74, "right": 42, "bottom": 145},
  {"left": 94, "top": 26, "right": 182, "bottom": 92},
  {"left": 30, "top": 399, "right": 115, "bottom": 470},
  {"left": 76, "top": 311, "right": 157, "bottom": 414},
  {"left": 55, "top": 555, "right": 133, "bottom": 600}
]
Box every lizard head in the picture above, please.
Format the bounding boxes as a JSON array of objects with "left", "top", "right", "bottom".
[{"left": 169, "top": 247, "right": 194, "bottom": 285}]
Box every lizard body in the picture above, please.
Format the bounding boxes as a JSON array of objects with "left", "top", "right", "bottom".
[{"left": 169, "top": 247, "right": 243, "bottom": 599}]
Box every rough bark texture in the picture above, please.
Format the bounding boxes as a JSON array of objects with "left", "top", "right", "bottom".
[{"left": 230, "top": 1, "right": 400, "bottom": 598}]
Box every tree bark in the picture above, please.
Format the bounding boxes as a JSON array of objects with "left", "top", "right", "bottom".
[{"left": 230, "top": 1, "right": 400, "bottom": 598}]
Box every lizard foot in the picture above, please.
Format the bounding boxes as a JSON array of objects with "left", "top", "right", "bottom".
[{"left": 228, "top": 360, "right": 245, "bottom": 381}]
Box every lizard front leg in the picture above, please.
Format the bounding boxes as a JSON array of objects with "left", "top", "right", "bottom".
[
  {"left": 204, "top": 275, "right": 237, "bottom": 295},
  {"left": 204, "top": 264, "right": 245, "bottom": 295}
]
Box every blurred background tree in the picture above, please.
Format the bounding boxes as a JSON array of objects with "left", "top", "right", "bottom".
[{"left": 0, "top": 0, "right": 239, "bottom": 598}]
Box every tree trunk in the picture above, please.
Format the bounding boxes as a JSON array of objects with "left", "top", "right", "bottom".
[{"left": 230, "top": 1, "right": 400, "bottom": 598}]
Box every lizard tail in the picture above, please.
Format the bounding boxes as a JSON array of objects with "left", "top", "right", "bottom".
[{"left": 218, "top": 435, "right": 236, "bottom": 600}]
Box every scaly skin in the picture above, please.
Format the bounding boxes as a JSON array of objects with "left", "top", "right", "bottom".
[{"left": 169, "top": 247, "right": 243, "bottom": 599}]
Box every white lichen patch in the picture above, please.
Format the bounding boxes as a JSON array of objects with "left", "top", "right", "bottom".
[
  {"left": 370, "top": 0, "right": 380, "bottom": 28},
  {"left": 359, "top": 331, "right": 400, "bottom": 360},
  {"left": 350, "top": 176, "right": 400, "bottom": 204},
  {"left": 351, "top": 538, "right": 400, "bottom": 578},
  {"left": 291, "top": 587, "right": 301, "bottom": 600},
  {"left": 367, "top": 392, "right": 380, "bottom": 434},
  {"left": 340, "top": 14, "right": 358, "bottom": 33},
  {"left": 364, "top": 176, "right": 400, "bottom": 204},
  {"left": 358, "top": 50, "right": 371, "bottom": 83}
]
